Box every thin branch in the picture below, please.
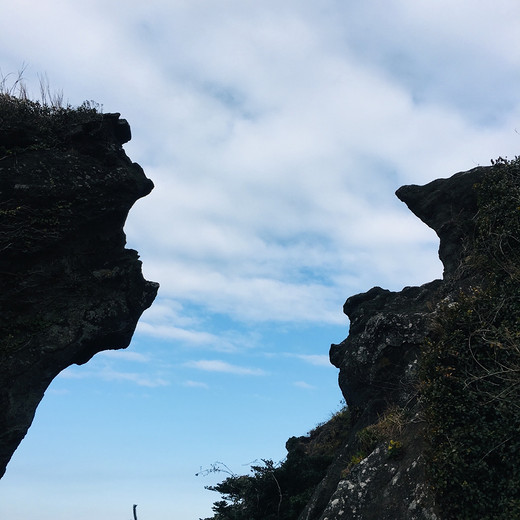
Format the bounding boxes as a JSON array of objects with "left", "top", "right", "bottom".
[{"left": 478, "top": 436, "right": 513, "bottom": 464}]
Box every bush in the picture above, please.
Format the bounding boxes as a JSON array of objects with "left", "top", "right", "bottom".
[
  {"left": 0, "top": 70, "right": 102, "bottom": 157},
  {"left": 0, "top": 93, "right": 102, "bottom": 155},
  {"left": 200, "top": 406, "right": 351, "bottom": 520}
]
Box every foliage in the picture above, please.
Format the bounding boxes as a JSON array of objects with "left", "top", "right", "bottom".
[
  {"left": 343, "top": 405, "right": 407, "bottom": 472},
  {"left": 356, "top": 405, "right": 406, "bottom": 453},
  {"left": 421, "top": 157, "right": 520, "bottom": 519},
  {"left": 348, "top": 451, "right": 366, "bottom": 468},
  {"left": 200, "top": 406, "right": 351, "bottom": 520},
  {"left": 0, "top": 94, "right": 102, "bottom": 154},
  {"left": 386, "top": 439, "right": 403, "bottom": 459},
  {"left": 0, "top": 69, "right": 102, "bottom": 157}
]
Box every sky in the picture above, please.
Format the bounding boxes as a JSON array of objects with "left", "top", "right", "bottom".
[{"left": 1, "top": 1, "right": 520, "bottom": 519}]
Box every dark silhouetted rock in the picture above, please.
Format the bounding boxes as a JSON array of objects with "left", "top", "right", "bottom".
[
  {"left": 396, "top": 168, "right": 485, "bottom": 278},
  {"left": 299, "top": 167, "right": 491, "bottom": 520},
  {"left": 0, "top": 102, "right": 158, "bottom": 478}
]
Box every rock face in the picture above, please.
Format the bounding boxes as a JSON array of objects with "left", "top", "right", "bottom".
[
  {"left": 0, "top": 103, "right": 158, "bottom": 478},
  {"left": 299, "top": 167, "right": 488, "bottom": 520}
]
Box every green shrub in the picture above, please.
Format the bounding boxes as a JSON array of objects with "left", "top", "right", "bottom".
[
  {"left": 356, "top": 405, "right": 407, "bottom": 455},
  {"left": 386, "top": 440, "right": 403, "bottom": 459},
  {"left": 349, "top": 451, "right": 366, "bottom": 466},
  {"left": 200, "top": 405, "right": 351, "bottom": 520}
]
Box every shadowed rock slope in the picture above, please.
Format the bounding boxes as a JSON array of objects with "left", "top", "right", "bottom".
[
  {"left": 298, "top": 169, "right": 486, "bottom": 520},
  {"left": 301, "top": 163, "right": 519, "bottom": 520},
  {"left": 0, "top": 96, "right": 158, "bottom": 478}
]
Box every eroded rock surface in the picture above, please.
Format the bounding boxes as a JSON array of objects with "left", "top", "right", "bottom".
[
  {"left": 0, "top": 106, "right": 158, "bottom": 477},
  {"left": 299, "top": 167, "right": 488, "bottom": 520}
]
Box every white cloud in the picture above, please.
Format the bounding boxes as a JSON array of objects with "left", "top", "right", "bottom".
[
  {"left": 46, "top": 388, "right": 70, "bottom": 396},
  {"left": 58, "top": 366, "right": 169, "bottom": 388},
  {"left": 293, "top": 355, "right": 332, "bottom": 367},
  {"left": 137, "top": 321, "right": 226, "bottom": 347},
  {"left": 293, "top": 381, "right": 316, "bottom": 389},
  {"left": 185, "top": 360, "right": 266, "bottom": 376},
  {"left": 57, "top": 345, "right": 170, "bottom": 388},
  {"left": 135, "top": 304, "right": 260, "bottom": 352},
  {"left": 96, "top": 368, "right": 170, "bottom": 388},
  {"left": 147, "top": 268, "right": 347, "bottom": 325},
  {"left": 182, "top": 380, "right": 210, "bottom": 390},
  {"left": 97, "top": 350, "right": 150, "bottom": 363},
  {"left": 139, "top": 299, "right": 201, "bottom": 329}
]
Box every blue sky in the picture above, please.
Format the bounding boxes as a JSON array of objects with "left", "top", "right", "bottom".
[{"left": 1, "top": 1, "right": 520, "bottom": 519}]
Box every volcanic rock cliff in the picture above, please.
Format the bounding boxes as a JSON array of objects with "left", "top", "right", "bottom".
[
  {"left": 0, "top": 97, "right": 158, "bottom": 478},
  {"left": 298, "top": 164, "right": 518, "bottom": 520}
]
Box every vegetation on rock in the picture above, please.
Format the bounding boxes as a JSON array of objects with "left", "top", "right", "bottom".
[
  {"left": 0, "top": 81, "right": 102, "bottom": 157},
  {"left": 200, "top": 405, "right": 351, "bottom": 520},
  {"left": 350, "top": 404, "right": 408, "bottom": 468},
  {"left": 421, "top": 157, "right": 520, "bottom": 519}
]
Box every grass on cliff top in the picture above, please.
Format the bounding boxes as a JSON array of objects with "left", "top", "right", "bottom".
[{"left": 0, "top": 69, "right": 102, "bottom": 154}]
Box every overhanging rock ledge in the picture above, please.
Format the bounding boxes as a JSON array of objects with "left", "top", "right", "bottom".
[{"left": 0, "top": 107, "right": 159, "bottom": 478}]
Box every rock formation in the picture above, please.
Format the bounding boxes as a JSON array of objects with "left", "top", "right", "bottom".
[
  {"left": 199, "top": 162, "right": 519, "bottom": 520},
  {"left": 0, "top": 98, "right": 158, "bottom": 478},
  {"left": 299, "top": 167, "right": 489, "bottom": 520}
]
